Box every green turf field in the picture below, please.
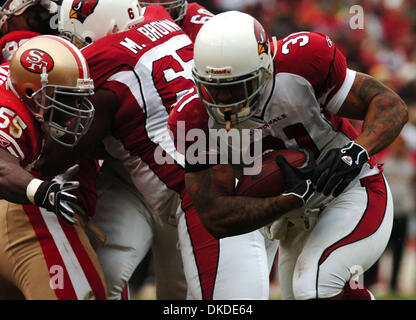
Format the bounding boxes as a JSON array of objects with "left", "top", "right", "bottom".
[{"left": 375, "top": 293, "right": 416, "bottom": 300}]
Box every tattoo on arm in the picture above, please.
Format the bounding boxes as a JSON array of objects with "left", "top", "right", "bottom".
[
  {"left": 340, "top": 72, "right": 408, "bottom": 155},
  {"left": 185, "top": 164, "right": 300, "bottom": 238}
]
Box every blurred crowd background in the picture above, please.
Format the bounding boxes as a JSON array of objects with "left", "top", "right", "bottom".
[
  {"left": 200, "top": 0, "right": 416, "bottom": 93},
  {"left": 134, "top": 0, "right": 416, "bottom": 299}
]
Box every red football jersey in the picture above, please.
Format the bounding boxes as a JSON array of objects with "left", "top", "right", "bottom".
[
  {"left": 82, "top": 5, "right": 200, "bottom": 220},
  {"left": 0, "top": 30, "right": 40, "bottom": 63},
  {"left": 0, "top": 62, "right": 9, "bottom": 88},
  {"left": 0, "top": 87, "right": 43, "bottom": 168},
  {"left": 179, "top": 2, "right": 214, "bottom": 42}
]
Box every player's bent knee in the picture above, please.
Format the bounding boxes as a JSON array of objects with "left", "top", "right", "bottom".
[
  {"left": 292, "top": 283, "right": 317, "bottom": 300},
  {"left": 292, "top": 272, "right": 344, "bottom": 300}
]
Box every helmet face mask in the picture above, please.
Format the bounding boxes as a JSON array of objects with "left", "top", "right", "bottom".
[
  {"left": 193, "top": 11, "right": 274, "bottom": 129},
  {"left": 0, "top": 0, "right": 57, "bottom": 32},
  {"left": 59, "top": 0, "right": 144, "bottom": 48},
  {"left": 59, "top": 28, "right": 91, "bottom": 48},
  {"left": 193, "top": 66, "right": 271, "bottom": 126},
  {"left": 31, "top": 78, "right": 95, "bottom": 147},
  {"left": 0, "top": 0, "right": 37, "bottom": 16},
  {"left": 0, "top": 0, "right": 37, "bottom": 31},
  {"left": 8, "top": 35, "right": 95, "bottom": 147},
  {"left": 139, "top": 0, "right": 187, "bottom": 22}
]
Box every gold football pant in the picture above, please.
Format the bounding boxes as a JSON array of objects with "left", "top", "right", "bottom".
[{"left": 0, "top": 201, "right": 107, "bottom": 300}]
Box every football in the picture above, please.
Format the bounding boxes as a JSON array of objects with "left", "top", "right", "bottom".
[{"left": 236, "top": 149, "right": 307, "bottom": 197}]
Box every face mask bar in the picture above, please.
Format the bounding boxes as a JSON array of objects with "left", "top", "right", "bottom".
[
  {"left": 0, "top": 0, "right": 35, "bottom": 29},
  {"left": 60, "top": 29, "right": 89, "bottom": 49},
  {"left": 140, "top": 0, "right": 186, "bottom": 22},
  {"left": 32, "top": 83, "right": 95, "bottom": 147},
  {"left": 193, "top": 67, "right": 271, "bottom": 127}
]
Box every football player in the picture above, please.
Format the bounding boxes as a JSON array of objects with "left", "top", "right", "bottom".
[
  {"left": 77, "top": 0, "right": 212, "bottom": 300},
  {"left": 0, "top": 0, "right": 100, "bottom": 220},
  {"left": 0, "top": 35, "right": 107, "bottom": 299},
  {"left": 38, "top": 0, "right": 278, "bottom": 300},
  {"left": 0, "top": 0, "right": 107, "bottom": 300},
  {"left": 58, "top": 0, "right": 186, "bottom": 300},
  {"left": 168, "top": 11, "right": 407, "bottom": 299}
]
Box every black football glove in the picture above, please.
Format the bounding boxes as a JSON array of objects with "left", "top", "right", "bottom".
[
  {"left": 275, "top": 149, "right": 317, "bottom": 205},
  {"left": 33, "top": 180, "right": 79, "bottom": 224},
  {"left": 315, "top": 141, "right": 369, "bottom": 197}
]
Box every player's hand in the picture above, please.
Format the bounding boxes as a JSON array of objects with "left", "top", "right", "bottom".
[
  {"left": 31, "top": 180, "right": 79, "bottom": 224},
  {"left": 53, "top": 164, "right": 80, "bottom": 184},
  {"left": 315, "top": 141, "right": 369, "bottom": 197},
  {"left": 275, "top": 149, "right": 317, "bottom": 205}
]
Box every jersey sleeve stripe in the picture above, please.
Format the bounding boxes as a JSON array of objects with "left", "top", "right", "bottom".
[
  {"left": 0, "top": 130, "right": 25, "bottom": 160},
  {"left": 0, "top": 66, "right": 8, "bottom": 76},
  {"left": 6, "top": 146, "right": 18, "bottom": 158},
  {"left": 176, "top": 92, "right": 199, "bottom": 112},
  {"left": 325, "top": 69, "right": 356, "bottom": 114},
  {"left": 107, "top": 71, "right": 145, "bottom": 110}
]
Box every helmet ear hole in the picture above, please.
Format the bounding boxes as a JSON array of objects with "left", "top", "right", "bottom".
[
  {"left": 25, "top": 88, "right": 34, "bottom": 98},
  {"left": 85, "top": 36, "right": 92, "bottom": 44}
]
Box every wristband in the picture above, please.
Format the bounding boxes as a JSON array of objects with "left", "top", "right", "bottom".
[{"left": 26, "top": 178, "right": 44, "bottom": 204}]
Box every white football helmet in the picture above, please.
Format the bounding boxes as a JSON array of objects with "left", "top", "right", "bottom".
[
  {"left": 0, "top": 0, "right": 58, "bottom": 30},
  {"left": 193, "top": 11, "right": 275, "bottom": 129},
  {"left": 8, "top": 35, "right": 95, "bottom": 147},
  {"left": 59, "top": 0, "right": 144, "bottom": 48},
  {"left": 139, "top": 0, "right": 187, "bottom": 22}
]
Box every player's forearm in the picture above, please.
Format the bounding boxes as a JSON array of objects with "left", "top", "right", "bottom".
[
  {"left": 356, "top": 95, "right": 407, "bottom": 156},
  {"left": 0, "top": 160, "right": 34, "bottom": 204},
  {"left": 185, "top": 164, "right": 303, "bottom": 238},
  {"left": 200, "top": 194, "right": 301, "bottom": 239},
  {"left": 349, "top": 75, "right": 408, "bottom": 156}
]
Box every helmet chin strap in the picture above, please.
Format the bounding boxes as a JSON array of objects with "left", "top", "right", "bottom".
[
  {"left": 271, "top": 36, "right": 278, "bottom": 60},
  {"left": 35, "top": 66, "right": 49, "bottom": 122},
  {"left": 223, "top": 108, "right": 232, "bottom": 131}
]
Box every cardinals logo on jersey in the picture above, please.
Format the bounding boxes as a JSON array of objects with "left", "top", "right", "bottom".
[
  {"left": 254, "top": 19, "right": 269, "bottom": 56},
  {"left": 70, "top": 0, "right": 99, "bottom": 23},
  {"left": 20, "top": 49, "right": 54, "bottom": 74}
]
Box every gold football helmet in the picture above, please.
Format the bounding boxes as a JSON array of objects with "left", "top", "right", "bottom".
[{"left": 8, "top": 34, "right": 95, "bottom": 147}]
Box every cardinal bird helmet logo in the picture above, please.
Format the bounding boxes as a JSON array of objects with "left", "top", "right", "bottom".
[
  {"left": 69, "top": 0, "right": 99, "bottom": 23},
  {"left": 254, "top": 19, "right": 269, "bottom": 56}
]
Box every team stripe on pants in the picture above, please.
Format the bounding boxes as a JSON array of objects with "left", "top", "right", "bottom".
[
  {"left": 318, "top": 173, "right": 388, "bottom": 265},
  {"left": 183, "top": 204, "right": 219, "bottom": 300},
  {"left": 24, "top": 205, "right": 106, "bottom": 299}
]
